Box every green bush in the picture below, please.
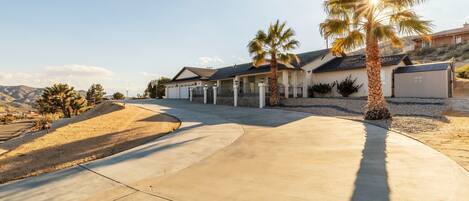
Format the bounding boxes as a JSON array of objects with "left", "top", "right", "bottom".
[
  {"left": 456, "top": 65, "right": 469, "bottom": 79},
  {"left": 113, "top": 92, "right": 125, "bottom": 100},
  {"left": 334, "top": 75, "right": 364, "bottom": 97},
  {"left": 311, "top": 83, "right": 334, "bottom": 95}
]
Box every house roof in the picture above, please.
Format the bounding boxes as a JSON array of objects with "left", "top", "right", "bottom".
[
  {"left": 414, "top": 24, "right": 469, "bottom": 41},
  {"left": 313, "top": 54, "right": 412, "bottom": 73},
  {"left": 394, "top": 62, "right": 451, "bottom": 74},
  {"left": 171, "top": 67, "right": 216, "bottom": 82},
  {"left": 210, "top": 49, "right": 330, "bottom": 80}
]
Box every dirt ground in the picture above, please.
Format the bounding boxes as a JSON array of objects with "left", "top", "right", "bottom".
[
  {"left": 0, "top": 102, "right": 180, "bottom": 184},
  {"left": 409, "top": 111, "right": 469, "bottom": 171}
]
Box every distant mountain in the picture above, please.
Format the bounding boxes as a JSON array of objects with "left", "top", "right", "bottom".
[{"left": 0, "top": 85, "right": 44, "bottom": 113}]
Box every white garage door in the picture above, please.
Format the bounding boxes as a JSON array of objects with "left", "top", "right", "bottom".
[
  {"left": 168, "top": 87, "right": 179, "bottom": 99},
  {"left": 180, "top": 87, "right": 189, "bottom": 99}
]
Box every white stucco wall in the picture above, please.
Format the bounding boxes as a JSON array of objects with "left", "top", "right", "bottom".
[
  {"left": 311, "top": 65, "right": 398, "bottom": 97},
  {"left": 302, "top": 52, "right": 335, "bottom": 72}
]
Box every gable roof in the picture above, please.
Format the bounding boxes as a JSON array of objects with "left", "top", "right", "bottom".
[
  {"left": 313, "top": 54, "right": 412, "bottom": 73},
  {"left": 171, "top": 67, "right": 216, "bottom": 82},
  {"left": 210, "top": 49, "right": 330, "bottom": 80},
  {"left": 394, "top": 62, "right": 451, "bottom": 74}
]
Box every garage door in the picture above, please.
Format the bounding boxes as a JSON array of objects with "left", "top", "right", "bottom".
[
  {"left": 168, "top": 87, "right": 179, "bottom": 99},
  {"left": 180, "top": 87, "right": 189, "bottom": 99}
]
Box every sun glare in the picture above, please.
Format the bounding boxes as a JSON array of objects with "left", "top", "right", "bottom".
[{"left": 370, "top": 0, "right": 380, "bottom": 5}]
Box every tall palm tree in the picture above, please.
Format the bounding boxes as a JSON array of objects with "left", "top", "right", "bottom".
[
  {"left": 248, "top": 20, "right": 300, "bottom": 106},
  {"left": 320, "top": 0, "right": 432, "bottom": 120}
]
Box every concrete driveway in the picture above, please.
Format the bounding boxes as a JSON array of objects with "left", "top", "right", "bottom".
[{"left": 1, "top": 100, "right": 468, "bottom": 201}]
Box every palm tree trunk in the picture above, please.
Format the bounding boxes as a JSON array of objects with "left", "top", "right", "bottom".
[
  {"left": 364, "top": 34, "right": 391, "bottom": 120},
  {"left": 270, "top": 54, "right": 280, "bottom": 106}
]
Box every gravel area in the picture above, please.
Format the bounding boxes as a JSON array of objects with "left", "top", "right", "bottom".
[{"left": 278, "top": 97, "right": 449, "bottom": 134}]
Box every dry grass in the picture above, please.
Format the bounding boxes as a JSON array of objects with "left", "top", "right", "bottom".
[
  {"left": 0, "top": 102, "right": 180, "bottom": 184},
  {"left": 409, "top": 111, "right": 469, "bottom": 171}
]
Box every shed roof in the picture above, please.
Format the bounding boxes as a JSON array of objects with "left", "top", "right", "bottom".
[
  {"left": 394, "top": 62, "right": 451, "bottom": 74},
  {"left": 313, "top": 54, "right": 412, "bottom": 73}
]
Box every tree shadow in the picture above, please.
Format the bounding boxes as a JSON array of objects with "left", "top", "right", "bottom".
[
  {"left": 0, "top": 102, "right": 125, "bottom": 152},
  {"left": 351, "top": 124, "right": 390, "bottom": 201},
  {"left": 133, "top": 99, "right": 312, "bottom": 128},
  {"left": 0, "top": 126, "right": 200, "bottom": 184}
]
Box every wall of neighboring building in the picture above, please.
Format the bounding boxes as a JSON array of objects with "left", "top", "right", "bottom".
[
  {"left": 311, "top": 65, "right": 398, "bottom": 97},
  {"left": 394, "top": 70, "right": 449, "bottom": 98},
  {"left": 415, "top": 33, "right": 469, "bottom": 49}
]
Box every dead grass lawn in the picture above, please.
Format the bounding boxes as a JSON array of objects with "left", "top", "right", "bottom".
[
  {"left": 0, "top": 102, "right": 180, "bottom": 184},
  {"left": 410, "top": 111, "right": 469, "bottom": 171}
]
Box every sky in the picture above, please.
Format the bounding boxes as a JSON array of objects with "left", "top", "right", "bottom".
[{"left": 0, "top": 0, "right": 468, "bottom": 96}]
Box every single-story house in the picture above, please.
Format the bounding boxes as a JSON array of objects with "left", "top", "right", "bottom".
[
  {"left": 165, "top": 49, "right": 454, "bottom": 102},
  {"left": 312, "top": 54, "right": 413, "bottom": 97},
  {"left": 165, "top": 67, "right": 216, "bottom": 99},
  {"left": 413, "top": 23, "right": 469, "bottom": 49}
]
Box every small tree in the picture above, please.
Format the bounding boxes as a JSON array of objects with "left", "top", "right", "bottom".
[
  {"left": 86, "top": 84, "right": 106, "bottom": 105},
  {"left": 335, "top": 75, "right": 363, "bottom": 97},
  {"left": 145, "top": 77, "right": 171, "bottom": 99},
  {"left": 113, "top": 92, "right": 125, "bottom": 100},
  {"left": 36, "top": 83, "right": 88, "bottom": 118}
]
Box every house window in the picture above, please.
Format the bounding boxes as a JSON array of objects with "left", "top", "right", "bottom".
[
  {"left": 456, "top": 36, "right": 462, "bottom": 44},
  {"left": 422, "top": 41, "right": 431, "bottom": 48}
]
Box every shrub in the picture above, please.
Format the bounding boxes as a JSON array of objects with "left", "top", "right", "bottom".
[
  {"left": 113, "top": 92, "right": 125, "bottom": 100},
  {"left": 456, "top": 65, "right": 469, "bottom": 79},
  {"left": 1, "top": 114, "right": 15, "bottom": 125},
  {"left": 311, "top": 83, "right": 334, "bottom": 95},
  {"left": 33, "top": 114, "right": 60, "bottom": 130},
  {"left": 334, "top": 75, "right": 363, "bottom": 97}
]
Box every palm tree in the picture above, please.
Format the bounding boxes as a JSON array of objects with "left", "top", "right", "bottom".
[
  {"left": 320, "top": 0, "right": 432, "bottom": 120},
  {"left": 248, "top": 20, "right": 300, "bottom": 106}
]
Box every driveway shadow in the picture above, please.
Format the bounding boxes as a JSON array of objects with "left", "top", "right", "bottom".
[{"left": 351, "top": 124, "right": 390, "bottom": 201}]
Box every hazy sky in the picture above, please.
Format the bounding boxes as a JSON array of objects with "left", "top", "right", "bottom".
[{"left": 0, "top": 0, "right": 468, "bottom": 96}]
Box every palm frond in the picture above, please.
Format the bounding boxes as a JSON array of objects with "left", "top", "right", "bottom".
[
  {"left": 320, "top": 19, "right": 350, "bottom": 38},
  {"left": 331, "top": 30, "right": 365, "bottom": 54}
]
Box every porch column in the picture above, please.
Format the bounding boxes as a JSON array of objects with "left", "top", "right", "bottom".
[
  {"left": 233, "top": 84, "right": 238, "bottom": 107},
  {"left": 259, "top": 83, "right": 266, "bottom": 108},
  {"left": 243, "top": 76, "right": 248, "bottom": 93},
  {"left": 282, "top": 71, "right": 289, "bottom": 98},
  {"left": 303, "top": 71, "right": 310, "bottom": 98},
  {"left": 203, "top": 86, "right": 207, "bottom": 104},
  {"left": 189, "top": 87, "right": 193, "bottom": 102},
  {"left": 216, "top": 80, "right": 221, "bottom": 87},
  {"left": 292, "top": 71, "right": 298, "bottom": 98},
  {"left": 165, "top": 87, "right": 168, "bottom": 99},
  {"left": 213, "top": 86, "right": 217, "bottom": 105}
]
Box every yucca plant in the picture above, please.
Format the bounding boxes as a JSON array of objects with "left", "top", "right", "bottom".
[
  {"left": 320, "top": 0, "right": 432, "bottom": 119},
  {"left": 248, "top": 20, "right": 300, "bottom": 106}
]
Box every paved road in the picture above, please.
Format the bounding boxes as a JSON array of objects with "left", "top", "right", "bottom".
[{"left": 1, "top": 100, "right": 468, "bottom": 201}]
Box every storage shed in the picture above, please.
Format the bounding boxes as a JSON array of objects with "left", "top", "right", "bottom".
[{"left": 394, "top": 62, "right": 454, "bottom": 98}]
